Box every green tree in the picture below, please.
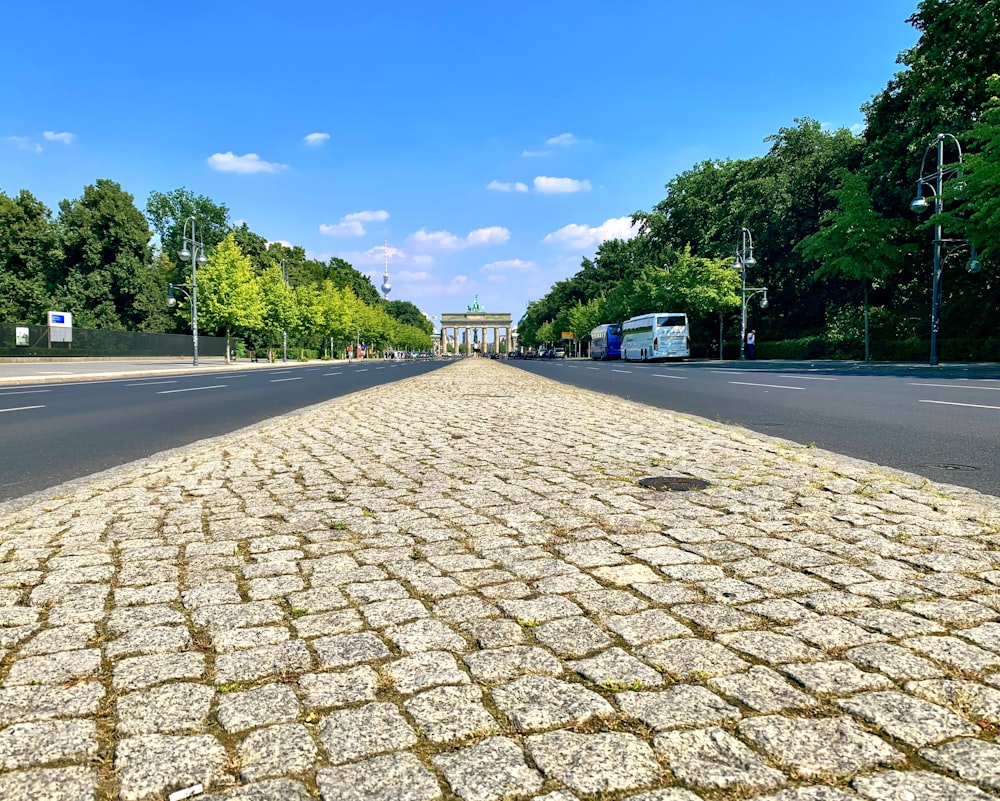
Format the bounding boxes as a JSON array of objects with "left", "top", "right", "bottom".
[
  {"left": 257, "top": 263, "right": 299, "bottom": 358},
  {"left": 940, "top": 75, "right": 1000, "bottom": 260},
  {"left": 385, "top": 300, "right": 433, "bottom": 334},
  {"left": 0, "top": 190, "right": 59, "bottom": 323},
  {"left": 196, "top": 233, "right": 265, "bottom": 361},
  {"left": 796, "top": 169, "right": 908, "bottom": 359},
  {"left": 55, "top": 179, "right": 158, "bottom": 330},
  {"left": 145, "top": 188, "right": 231, "bottom": 263},
  {"left": 324, "top": 257, "right": 382, "bottom": 307}
]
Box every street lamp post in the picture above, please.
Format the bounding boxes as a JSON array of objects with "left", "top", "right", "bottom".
[
  {"left": 280, "top": 259, "right": 288, "bottom": 363},
  {"left": 733, "top": 227, "right": 768, "bottom": 360},
  {"left": 168, "top": 216, "right": 208, "bottom": 366},
  {"left": 910, "top": 133, "right": 980, "bottom": 366}
]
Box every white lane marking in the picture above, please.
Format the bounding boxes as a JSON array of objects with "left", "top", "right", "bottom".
[
  {"left": 711, "top": 369, "right": 746, "bottom": 374},
  {"left": 270, "top": 377, "right": 303, "bottom": 383},
  {"left": 612, "top": 369, "right": 632, "bottom": 374},
  {"left": 919, "top": 399, "right": 1000, "bottom": 410},
  {"left": 585, "top": 367, "right": 599, "bottom": 370},
  {"left": 0, "top": 405, "right": 45, "bottom": 413},
  {"left": 653, "top": 374, "right": 688, "bottom": 380},
  {"left": 729, "top": 381, "right": 805, "bottom": 390},
  {"left": 909, "top": 382, "right": 1000, "bottom": 392},
  {"left": 633, "top": 365, "right": 651, "bottom": 369},
  {"left": 777, "top": 375, "right": 837, "bottom": 381},
  {"left": 324, "top": 372, "right": 342, "bottom": 376},
  {"left": 0, "top": 389, "right": 51, "bottom": 395},
  {"left": 355, "top": 369, "right": 369, "bottom": 372},
  {"left": 125, "top": 381, "right": 178, "bottom": 387},
  {"left": 156, "top": 385, "right": 227, "bottom": 394},
  {"left": 376, "top": 366, "right": 386, "bottom": 370},
  {"left": 306, "top": 368, "right": 320, "bottom": 371}
]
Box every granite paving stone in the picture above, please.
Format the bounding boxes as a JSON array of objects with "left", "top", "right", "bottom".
[
  {"left": 737, "top": 714, "right": 904, "bottom": 778},
  {"left": 215, "top": 683, "right": 300, "bottom": 733},
  {"left": 920, "top": 738, "right": 1000, "bottom": 793},
  {"left": 836, "top": 690, "right": 979, "bottom": 746},
  {"left": 4, "top": 357, "right": 1000, "bottom": 800},
  {"left": 0, "top": 767, "right": 97, "bottom": 801},
  {"left": 432, "top": 736, "right": 543, "bottom": 801},
  {"left": 490, "top": 675, "right": 614, "bottom": 732},
  {"left": 116, "top": 682, "right": 214, "bottom": 735},
  {"left": 316, "top": 752, "right": 441, "bottom": 801},
  {"left": 527, "top": 730, "right": 660, "bottom": 794},
  {"left": 114, "top": 733, "right": 231, "bottom": 801},
  {"left": 317, "top": 702, "right": 417, "bottom": 763},
  {"left": 852, "top": 770, "right": 994, "bottom": 801},
  {"left": 0, "top": 682, "right": 104, "bottom": 726},
  {"left": 385, "top": 649, "right": 471, "bottom": 694},
  {"left": 617, "top": 685, "right": 741, "bottom": 729},
  {"left": 238, "top": 723, "right": 318, "bottom": 782},
  {"left": 404, "top": 684, "right": 497, "bottom": 742},
  {"left": 0, "top": 719, "right": 97, "bottom": 769},
  {"left": 653, "top": 726, "right": 786, "bottom": 791},
  {"left": 709, "top": 665, "right": 818, "bottom": 712}
]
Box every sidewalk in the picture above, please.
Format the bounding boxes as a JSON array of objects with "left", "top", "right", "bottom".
[{"left": 1, "top": 358, "right": 999, "bottom": 800}]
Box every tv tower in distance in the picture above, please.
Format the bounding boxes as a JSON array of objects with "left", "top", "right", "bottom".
[{"left": 381, "top": 241, "right": 391, "bottom": 301}]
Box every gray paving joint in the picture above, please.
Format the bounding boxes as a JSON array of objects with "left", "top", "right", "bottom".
[{"left": 1, "top": 359, "right": 999, "bottom": 801}]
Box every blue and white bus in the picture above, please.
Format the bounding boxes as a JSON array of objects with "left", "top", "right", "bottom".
[
  {"left": 621, "top": 312, "right": 690, "bottom": 361},
  {"left": 590, "top": 323, "right": 622, "bottom": 360}
]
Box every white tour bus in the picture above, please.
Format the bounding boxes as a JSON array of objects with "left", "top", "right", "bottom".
[{"left": 620, "top": 312, "right": 690, "bottom": 361}]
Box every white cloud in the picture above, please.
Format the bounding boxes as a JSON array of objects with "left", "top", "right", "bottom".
[
  {"left": 533, "top": 176, "right": 592, "bottom": 194},
  {"left": 466, "top": 226, "right": 510, "bottom": 246},
  {"left": 207, "top": 152, "right": 287, "bottom": 174},
  {"left": 7, "top": 136, "right": 42, "bottom": 153},
  {"left": 266, "top": 239, "right": 292, "bottom": 249},
  {"left": 521, "top": 149, "right": 551, "bottom": 158},
  {"left": 319, "top": 209, "right": 389, "bottom": 237},
  {"left": 543, "top": 216, "right": 638, "bottom": 250},
  {"left": 546, "top": 132, "right": 579, "bottom": 147},
  {"left": 43, "top": 131, "right": 75, "bottom": 144},
  {"left": 336, "top": 245, "right": 434, "bottom": 267},
  {"left": 398, "top": 270, "right": 431, "bottom": 281},
  {"left": 304, "top": 132, "right": 330, "bottom": 146},
  {"left": 320, "top": 222, "right": 362, "bottom": 236},
  {"left": 481, "top": 259, "right": 536, "bottom": 273},
  {"left": 487, "top": 180, "right": 529, "bottom": 193},
  {"left": 408, "top": 226, "right": 510, "bottom": 251}
]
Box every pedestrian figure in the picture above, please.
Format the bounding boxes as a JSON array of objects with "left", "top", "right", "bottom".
[{"left": 746, "top": 330, "right": 756, "bottom": 360}]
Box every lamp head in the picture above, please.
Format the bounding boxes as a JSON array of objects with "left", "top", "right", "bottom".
[
  {"left": 760, "top": 295, "right": 769, "bottom": 309},
  {"left": 196, "top": 254, "right": 208, "bottom": 267},
  {"left": 745, "top": 255, "right": 756, "bottom": 267},
  {"left": 967, "top": 247, "right": 982, "bottom": 274},
  {"left": 167, "top": 285, "right": 177, "bottom": 307},
  {"left": 910, "top": 194, "right": 930, "bottom": 214},
  {"left": 178, "top": 247, "right": 192, "bottom": 262}
]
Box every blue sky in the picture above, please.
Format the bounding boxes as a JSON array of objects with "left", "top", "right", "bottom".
[{"left": 3, "top": 1, "right": 919, "bottom": 325}]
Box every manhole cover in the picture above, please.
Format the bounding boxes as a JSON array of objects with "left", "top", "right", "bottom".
[
  {"left": 923, "top": 463, "right": 979, "bottom": 472},
  {"left": 638, "top": 476, "right": 711, "bottom": 491}
]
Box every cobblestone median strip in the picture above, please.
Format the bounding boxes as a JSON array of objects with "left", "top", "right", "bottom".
[{"left": 1, "top": 357, "right": 999, "bottom": 801}]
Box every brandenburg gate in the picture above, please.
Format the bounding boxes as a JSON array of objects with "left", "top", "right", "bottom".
[{"left": 440, "top": 297, "right": 513, "bottom": 356}]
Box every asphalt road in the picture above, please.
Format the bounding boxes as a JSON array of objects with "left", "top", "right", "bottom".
[
  {"left": 0, "top": 360, "right": 448, "bottom": 502},
  {"left": 508, "top": 358, "right": 1000, "bottom": 497}
]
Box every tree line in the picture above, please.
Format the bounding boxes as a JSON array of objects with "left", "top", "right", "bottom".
[
  {"left": 519, "top": 0, "right": 1000, "bottom": 361},
  {"left": 0, "top": 184, "right": 435, "bottom": 356}
]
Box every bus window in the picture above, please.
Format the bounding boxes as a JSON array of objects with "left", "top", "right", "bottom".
[{"left": 658, "top": 315, "right": 687, "bottom": 328}]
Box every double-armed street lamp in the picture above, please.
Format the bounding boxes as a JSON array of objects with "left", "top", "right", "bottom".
[
  {"left": 733, "top": 227, "right": 768, "bottom": 360},
  {"left": 168, "top": 216, "right": 208, "bottom": 366},
  {"left": 910, "top": 132, "right": 980, "bottom": 366}
]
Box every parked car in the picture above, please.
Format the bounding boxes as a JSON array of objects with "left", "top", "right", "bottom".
[{"left": 553, "top": 348, "right": 565, "bottom": 358}]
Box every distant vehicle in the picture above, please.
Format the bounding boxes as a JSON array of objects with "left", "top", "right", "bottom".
[
  {"left": 553, "top": 348, "right": 565, "bottom": 358},
  {"left": 621, "top": 312, "right": 690, "bottom": 361},
  {"left": 590, "top": 323, "right": 622, "bottom": 360}
]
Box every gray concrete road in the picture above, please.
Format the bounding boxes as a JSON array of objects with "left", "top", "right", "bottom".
[{"left": 1, "top": 359, "right": 999, "bottom": 800}]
